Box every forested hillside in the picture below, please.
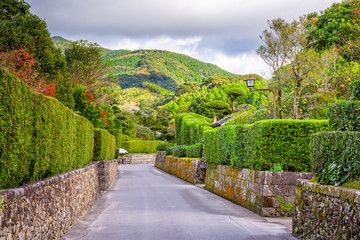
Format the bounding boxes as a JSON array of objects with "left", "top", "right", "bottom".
[{"left": 103, "top": 49, "right": 236, "bottom": 91}]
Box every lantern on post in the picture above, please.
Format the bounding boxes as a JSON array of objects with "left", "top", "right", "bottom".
[{"left": 245, "top": 78, "right": 276, "bottom": 119}]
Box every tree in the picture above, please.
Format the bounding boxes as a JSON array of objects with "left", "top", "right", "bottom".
[
  {"left": 0, "top": 13, "right": 66, "bottom": 77},
  {"left": 306, "top": 0, "right": 358, "bottom": 60},
  {"left": 206, "top": 100, "right": 231, "bottom": 118},
  {"left": 65, "top": 40, "right": 112, "bottom": 86},
  {"left": 188, "top": 97, "right": 216, "bottom": 118},
  {"left": 226, "top": 88, "right": 246, "bottom": 112},
  {"left": 257, "top": 18, "right": 295, "bottom": 118},
  {"left": 0, "top": 0, "right": 29, "bottom": 20}
]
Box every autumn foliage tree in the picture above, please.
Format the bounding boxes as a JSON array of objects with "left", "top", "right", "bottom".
[{"left": 0, "top": 49, "right": 56, "bottom": 97}]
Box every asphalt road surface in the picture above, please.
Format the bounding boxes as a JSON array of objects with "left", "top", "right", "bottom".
[{"left": 63, "top": 164, "right": 296, "bottom": 240}]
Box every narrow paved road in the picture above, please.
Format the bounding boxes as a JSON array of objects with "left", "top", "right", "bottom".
[{"left": 63, "top": 164, "right": 296, "bottom": 240}]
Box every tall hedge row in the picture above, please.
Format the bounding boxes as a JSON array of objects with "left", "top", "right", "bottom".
[
  {"left": 0, "top": 68, "right": 95, "bottom": 189},
  {"left": 328, "top": 101, "right": 360, "bottom": 131},
  {"left": 204, "top": 120, "right": 329, "bottom": 172},
  {"left": 175, "top": 113, "right": 212, "bottom": 145},
  {"left": 311, "top": 132, "right": 360, "bottom": 182},
  {"left": 93, "top": 128, "right": 116, "bottom": 161}
]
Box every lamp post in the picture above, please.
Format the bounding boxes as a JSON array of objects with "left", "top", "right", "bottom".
[{"left": 245, "top": 78, "right": 276, "bottom": 119}]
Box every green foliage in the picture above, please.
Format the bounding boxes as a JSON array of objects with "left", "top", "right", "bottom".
[
  {"left": 170, "top": 143, "right": 202, "bottom": 158},
  {"left": 0, "top": 0, "right": 30, "bottom": 20},
  {"left": 350, "top": 80, "right": 360, "bottom": 100},
  {"left": 204, "top": 120, "right": 329, "bottom": 171},
  {"left": 155, "top": 141, "right": 173, "bottom": 151},
  {"left": 328, "top": 101, "right": 360, "bottom": 131},
  {"left": 186, "top": 143, "right": 203, "bottom": 158},
  {"left": 166, "top": 145, "right": 175, "bottom": 155},
  {"left": 270, "top": 163, "right": 284, "bottom": 172},
  {"left": 311, "top": 131, "right": 360, "bottom": 185},
  {"left": 188, "top": 97, "right": 216, "bottom": 118},
  {"left": 73, "top": 84, "right": 106, "bottom": 128},
  {"left": 306, "top": 1, "right": 358, "bottom": 60},
  {"left": 143, "top": 82, "right": 174, "bottom": 96},
  {"left": 0, "top": 13, "right": 66, "bottom": 77},
  {"left": 206, "top": 100, "right": 231, "bottom": 110},
  {"left": 127, "top": 140, "right": 160, "bottom": 153},
  {"left": 172, "top": 145, "right": 187, "bottom": 157},
  {"left": 93, "top": 128, "right": 116, "bottom": 161},
  {"left": 175, "top": 113, "right": 211, "bottom": 145},
  {"left": 275, "top": 194, "right": 294, "bottom": 211},
  {"left": 65, "top": 40, "right": 112, "bottom": 86},
  {"left": 103, "top": 49, "right": 236, "bottom": 91},
  {"left": 0, "top": 68, "right": 94, "bottom": 189}
]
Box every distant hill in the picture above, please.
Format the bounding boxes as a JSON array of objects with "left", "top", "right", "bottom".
[
  {"left": 103, "top": 49, "right": 236, "bottom": 91},
  {"left": 51, "top": 36, "right": 237, "bottom": 91},
  {"left": 51, "top": 36, "right": 70, "bottom": 52}
]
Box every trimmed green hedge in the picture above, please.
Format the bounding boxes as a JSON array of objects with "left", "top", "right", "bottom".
[
  {"left": 186, "top": 143, "right": 202, "bottom": 158},
  {"left": 0, "top": 68, "right": 95, "bottom": 189},
  {"left": 93, "top": 128, "right": 116, "bottom": 161},
  {"left": 126, "top": 140, "right": 160, "bottom": 153},
  {"left": 328, "top": 101, "right": 360, "bottom": 131},
  {"left": 204, "top": 120, "right": 329, "bottom": 172},
  {"left": 175, "top": 113, "right": 211, "bottom": 145},
  {"left": 165, "top": 143, "right": 202, "bottom": 158},
  {"left": 311, "top": 132, "right": 360, "bottom": 183}
]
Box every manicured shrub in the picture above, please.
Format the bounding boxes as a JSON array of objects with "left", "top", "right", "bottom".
[
  {"left": 175, "top": 113, "right": 211, "bottom": 145},
  {"left": 328, "top": 101, "right": 360, "bottom": 131},
  {"left": 203, "top": 119, "right": 329, "bottom": 172},
  {"left": 0, "top": 68, "right": 95, "bottom": 189},
  {"left": 166, "top": 145, "right": 175, "bottom": 155},
  {"left": 186, "top": 143, "right": 203, "bottom": 158},
  {"left": 311, "top": 131, "right": 360, "bottom": 185},
  {"left": 156, "top": 141, "right": 172, "bottom": 151},
  {"left": 203, "top": 129, "right": 219, "bottom": 164},
  {"left": 172, "top": 145, "right": 186, "bottom": 157},
  {"left": 93, "top": 128, "right": 116, "bottom": 161},
  {"left": 127, "top": 140, "right": 159, "bottom": 153},
  {"left": 242, "top": 120, "right": 329, "bottom": 171}
]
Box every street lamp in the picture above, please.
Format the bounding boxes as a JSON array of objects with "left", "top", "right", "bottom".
[{"left": 245, "top": 78, "right": 276, "bottom": 119}]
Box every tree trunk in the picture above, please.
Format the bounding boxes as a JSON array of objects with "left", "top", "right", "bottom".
[
  {"left": 294, "top": 81, "right": 301, "bottom": 119},
  {"left": 278, "top": 89, "right": 283, "bottom": 119}
]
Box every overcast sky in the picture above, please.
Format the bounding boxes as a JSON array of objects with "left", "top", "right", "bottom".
[{"left": 26, "top": 0, "right": 340, "bottom": 77}]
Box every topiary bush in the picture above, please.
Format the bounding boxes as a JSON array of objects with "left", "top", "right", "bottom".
[
  {"left": 175, "top": 113, "right": 211, "bottom": 145},
  {"left": 328, "top": 101, "right": 360, "bottom": 131},
  {"left": 93, "top": 128, "right": 116, "bottom": 161},
  {"left": 311, "top": 131, "right": 360, "bottom": 185}
]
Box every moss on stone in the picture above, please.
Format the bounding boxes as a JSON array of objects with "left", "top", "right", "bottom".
[{"left": 342, "top": 180, "right": 360, "bottom": 190}]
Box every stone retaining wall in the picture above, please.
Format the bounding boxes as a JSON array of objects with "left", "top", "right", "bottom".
[
  {"left": 155, "top": 152, "right": 206, "bottom": 184},
  {"left": 293, "top": 180, "right": 360, "bottom": 239},
  {"left": 205, "top": 164, "right": 313, "bottom": 217},
  {"left": 0, "top": 160, "right": 118, "bottom": 239},
  {"left": 98, "top": 160, "right": 118, "bottom": 191},
  {"left": 119, "top": 153, "right": 156, "bottom": 164}
]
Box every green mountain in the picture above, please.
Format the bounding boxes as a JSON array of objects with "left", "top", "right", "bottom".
[
  {"left": 51, "top": 36, "right": 237, "bottom": 91},
  {"left": 104, "top": 49, "right": 236, "bottom": 91}
]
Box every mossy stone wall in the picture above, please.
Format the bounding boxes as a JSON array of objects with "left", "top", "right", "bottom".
[{"left": 293, "top": 180, "right": 360, "bottom": 239}]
